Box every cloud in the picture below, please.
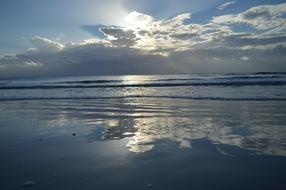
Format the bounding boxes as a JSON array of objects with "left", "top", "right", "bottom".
[
  {"left": 217, "top": 1, "right": 236, "bottom": 10},
  {"left": 81, "top": 25, "right": 108, "bottom": 39},
  {"left": 1, "top": 2, "right": 286, "bottom": 77},
  {"left": 209, "top": 33, "right": 286, "bottom": 48},
  {"left": 24, "top": 61, "right": 43, "bottom": 66},
  {"left": 124, "top": 11, "right": 154, "bottom": 28},
  {"left": 1, "top": 36, "right": 286, "bottom": 77},
  {"left": 28, "top": 36, "right": 64, "bottom": 53},
  {"left": 0, "top": 41, "right": 178, "bottom": 77},
  {"left": 168, "top": 45, "right": 286, "bottom": 72},
  {"left": 115, "top": 12, "right": 196, "bottom": 53},
  {"left": 212, "top": 3, "right": 286, "bottom": 30},
  {"left": 99, "top": 27, "right": 137, "bottom": 46}
]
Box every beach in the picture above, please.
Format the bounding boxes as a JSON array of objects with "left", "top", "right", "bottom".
[{"left": 1, "top": 74, "right": 286, "bottom": 189}]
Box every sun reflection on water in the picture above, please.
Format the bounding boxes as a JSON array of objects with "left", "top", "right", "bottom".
[{"left": 120, "top": 75, "right": 150, "bottom": 85}]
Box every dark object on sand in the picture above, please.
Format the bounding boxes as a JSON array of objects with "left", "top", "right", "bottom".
[
  {"left": 21, "top": 181, "right": 35, "bottom": 187},
  {"left": 147, "top": 183, "right": 153, "bottom": 188}
]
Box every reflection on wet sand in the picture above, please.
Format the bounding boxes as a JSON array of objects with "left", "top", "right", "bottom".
[
  {"left": 1, "top": 98, "right": 286, "bottom": 156},
  {"left": 78, "top": 98, "right": 286, "bottom": 156},
  {"left": 91, "top": 115, "right": 286, "bottom": 156}
]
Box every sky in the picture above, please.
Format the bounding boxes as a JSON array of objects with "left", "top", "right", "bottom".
[{"left": 0, "top": 0, "right": 286, "bottom": 77}]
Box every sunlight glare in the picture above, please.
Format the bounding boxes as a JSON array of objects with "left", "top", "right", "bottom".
[{"left": 124, "top": 11, "right": 153, "bottom": 29}]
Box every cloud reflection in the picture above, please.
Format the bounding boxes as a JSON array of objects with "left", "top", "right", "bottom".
[
  {"left": 2, "top": 98, "right": 286, "bottom": 156},
  {"left": 81, "top": 99, "right": 286, "bottom": 156}
]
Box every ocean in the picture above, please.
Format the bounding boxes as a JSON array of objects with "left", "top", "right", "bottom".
[
  {"left": 1, "top": 73, "right": 286, "bottom": 189},
  {"left": 1, "top": 73, "right": 286, "bottom": 100}
]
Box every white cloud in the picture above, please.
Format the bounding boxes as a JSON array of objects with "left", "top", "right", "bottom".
[
  {"left": 106, "top": 12, "right": 197, "bottom": 54},
  {"left": 213, "top": 3, "right": 286, "bottom": 30},
  {"left": 217, "top": 1, "right": 236, "bottom": 10},
  {"left": 29, "top": 36, "right": 64, "bottom": 53},
  {"left": 24, "top": 61, "right": 43, "bottom": 66}
]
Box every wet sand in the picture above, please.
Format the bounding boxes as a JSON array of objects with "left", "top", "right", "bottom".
[{"left": 1, "top": 98, "right": 286, "bottom": 190}]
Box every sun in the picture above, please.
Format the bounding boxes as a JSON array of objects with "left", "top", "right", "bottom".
[{"left": 124, "top": 11, "right": 153, "bottom": 30}]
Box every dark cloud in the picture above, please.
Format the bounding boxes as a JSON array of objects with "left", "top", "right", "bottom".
[
  {"left": 0, "top": 43, "right": 178, "bottom": 78},
  {"left": 99, "top": 27, "right": 138, "bottom": 46},
  {"left": 81, "top": 25, "right": 108, "bottom": 39},
  {"left": 169, "top": 33, "right": 198, "bottom": 40},
  {"left": 168, "top": 45, "right": 286, "bottom": 73},
  {"left": 1, "top": 41, "right": 286, "bottom": 78},
  {"left": 214, "top": 34, "right": 286, "bottom": 47},
  {"left": 242, "top": 9, "right": 271, "bottom": 20}
]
